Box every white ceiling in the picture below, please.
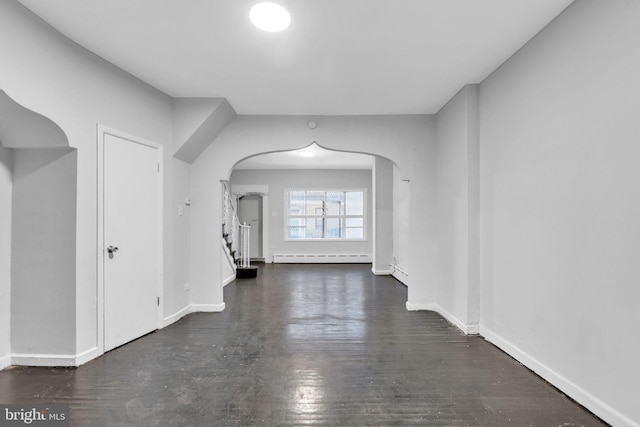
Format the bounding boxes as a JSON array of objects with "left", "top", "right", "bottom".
[{"left": 18, "top": 0, "right": 574, "bottom": 116}]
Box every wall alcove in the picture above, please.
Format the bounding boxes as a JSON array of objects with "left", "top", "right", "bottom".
[{"left": 0, "top": 90, "right": 78, "bottom": 365}]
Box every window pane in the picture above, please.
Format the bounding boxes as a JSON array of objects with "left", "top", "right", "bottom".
[
  {"left": 325, "top": 201, "right": 343, "bottom": 216},
  {"left": 285, "top": 189, "right": 365, "bottom": 240},
  {"left": 346, "top": 191, "right": 364, "bottom": 215},
  {"left": 345, "top": 217, "right": 363, "bottom": 227},
  {"left": 288, "top": 191, "right": 305, "bottom": 215},
  {"left": 325, "top": 192, "right": 344, "bottom": 215},
  {"left": 287, "top": 227, "right": 304, "bottom": 239},
  {"left": 345, "top": 227, "right": 364, "bottom": 239},
  {"left": 305, "top": 217, "right": 323, "bottom": 239},
  {"left": 326, "top": 218, "right": 342, "bottom": 238},
  {"left": 306, "top": 191, "right": 324, "bottom": 216},
  {"left": 287, "top": 218, "right": 305, "bottom": 227},
  {"left": 290, "top": 219, "right": 310, "bottom": 239}
]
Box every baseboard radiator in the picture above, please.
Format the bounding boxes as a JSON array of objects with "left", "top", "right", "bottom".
[
  {"left": 391, "top": 263, "right": 409, "bottom": 286},
  {"left": 273, "top": 254, "right": 372, "bottom": 263}
]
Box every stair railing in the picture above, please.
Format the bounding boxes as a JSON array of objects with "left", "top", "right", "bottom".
[
  {"left": 222, "top": 181, "right": 240, "bottom": 265},
  {"left": 239, "top": 222, "right": 251, "bottom": 268}
]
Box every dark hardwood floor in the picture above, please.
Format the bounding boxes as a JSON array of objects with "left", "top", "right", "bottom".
[{"left": 0, "top": 264, "right": 607, "bottom": 426}]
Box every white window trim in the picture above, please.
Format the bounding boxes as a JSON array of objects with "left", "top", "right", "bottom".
[{"left": 284, "top": 188, "right": 368, "bottom": 242}]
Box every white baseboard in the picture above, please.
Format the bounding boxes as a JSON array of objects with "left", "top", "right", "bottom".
[
  {"left": 75, "top": 346, "right": 101, "bottom": 366},
  {"left": 222, "top": 273, "right": 236, "bottom": 287},
  {"left": 433, "top": 304, "right": 479, "bottom": 335},
  {"left": 466, "top": 323, "right": 480, "bottom": 335},
  {"left": 0, "top": 353, "right": 11, "bottom": 370},
  {"left": 163, "top": 304, "right": 192, "bottom": 327},
  {"left": 164, "top": 301, "right": 227, "bottom": 326},
  {"left": 406, "top": 302, "right": 436, "bottom": 311},
  {"left": 480, "top": 326, "right": 638, "bottom": 427},
  {"left": 405, "top": 302, "right": 479, "bottom": 335},
  {"left": 392, "top": 272, "right": 408, "bottom": 285},
  {"left": 191, "top": 303, "right": 226, "bottom": 312},
  {"left": 12, "top": 353, "right": 77, "bottom": 367},
  {"left": 391, "top": 263, "right": 408, "bottom": 285},
  {"left": 12, "top": 349, "right": 100, "bottom": 367},
  {"left": 372, "top": 268, "right": 392, "bottom": 275}
]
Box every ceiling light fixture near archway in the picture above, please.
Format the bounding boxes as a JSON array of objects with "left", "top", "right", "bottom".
[
  {"left": 250, "top": 2, "right": 291, "bottom": 32},
  {"left": 298, "top": 148, "right": 317, "bottom": 158},
  {"left": 298, "top": 142, "right": 319, "bottom": 157}
]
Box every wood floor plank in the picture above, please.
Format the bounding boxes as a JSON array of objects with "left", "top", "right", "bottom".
[{"left": 0, "top": 264, "right": 607, "bottom": 426}]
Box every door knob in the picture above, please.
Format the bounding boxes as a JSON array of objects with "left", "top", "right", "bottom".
[{"left": 107, "top": 246, "right": 119, "bottom": 259}]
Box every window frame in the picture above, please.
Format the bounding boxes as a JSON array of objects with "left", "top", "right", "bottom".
[{"left": 284, "top": 188, "right": 367, "bottom": 242}]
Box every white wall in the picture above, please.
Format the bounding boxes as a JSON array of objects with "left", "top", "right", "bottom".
[
  {"left": 434, "top": 85, "right": 480, "bottom": 333},
  {"left": 167, "top": 158, "right": 192, "bottom": 321},
  {"left": 0, "top": 143, "right": 12, "bottom": 367},
  {"left": 372, "top": 157, "right": 394, "bottom": 274},
  {"left": 172, "top": 98, "right": 236, "bottom": 163},
  {"left": 191, "top": 115, "right": 436, "bottom": 311},
  {"left": 230, "top": 169, "right": 373, "bottom": 261},
  {"left": 172, "top": 98, "right": 224, "bottom": 151},
  {"left": 0, "top": 1, "right": 183, "bottom": 363},
  {"left": 11, "top": 148, "right": 77, "bottom": 356},
  {"left": 479, "top": 1, "right": 640, "bottom": 425},
  {"left": 407, "top": 124, "right": 438, "bottom": 307},
  {"left": 392, "top": 164, "right": 409, "bottom": 284}
]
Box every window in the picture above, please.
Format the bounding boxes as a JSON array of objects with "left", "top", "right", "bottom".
[{"left": 285, "top": 189, "right": 366, "bottom": 240}]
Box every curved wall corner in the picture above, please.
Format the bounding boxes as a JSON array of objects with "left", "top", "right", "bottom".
[
  {"left": 0, "top": 90, "right": 69, "bottom": 149},
  {"left": 0, "top": 89, "right": 77, "bottom": 366}
]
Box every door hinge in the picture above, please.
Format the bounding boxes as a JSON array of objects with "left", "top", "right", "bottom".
[
  {"left": 157, "top": 163, "right": 160, "bottom": 172},
  {"left": 157, "top": 296, "right": 160, "bottom": 306}
]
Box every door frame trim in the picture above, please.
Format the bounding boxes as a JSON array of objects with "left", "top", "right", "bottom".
[
  {"left": 231, "top": 184, "right": 269, "bottom": 262},
  {"left": 237, "top": 194, "right": 264, "bottom": 260},
  {"left": 96, "top": 124, "right": 164, "bottom": 355}
]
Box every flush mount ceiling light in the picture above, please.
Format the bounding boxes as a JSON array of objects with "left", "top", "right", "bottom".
[
  {"left": 298, "top": 141, "right": 320, "bottom": 157},
  {"left": 298, "top": 148, "right": 317, "bottom": 158},
  {"left": 250, "top": 2, "right": 291, "bottom": 32}
]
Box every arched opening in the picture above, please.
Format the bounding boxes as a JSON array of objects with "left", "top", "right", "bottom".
[
  {"left": 0, "top": 90, "right": 77, "bottom": 365},
  {"left": 229, "top": 143, "right": 374, "bottom": 262},
  {"left": 221, "top": 141, "right": 407, "bottom": 295}
]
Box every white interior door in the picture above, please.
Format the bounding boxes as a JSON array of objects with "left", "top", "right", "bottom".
[
  {"left": 238, "top": 196, "right": 261, "bottom": 259},
  {"left": 103, "top": 133, "right": 160, "bottom": 352}
]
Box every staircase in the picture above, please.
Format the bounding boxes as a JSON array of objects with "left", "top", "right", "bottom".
[{"left": 222, "top": 181, "right": 239, "bottom": 268}]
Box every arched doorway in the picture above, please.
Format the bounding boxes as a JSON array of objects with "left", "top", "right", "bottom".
[{"left": 228, "top": 143, "right": 379, "bottom": 268}]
